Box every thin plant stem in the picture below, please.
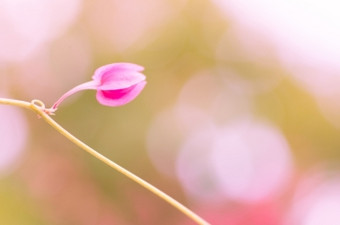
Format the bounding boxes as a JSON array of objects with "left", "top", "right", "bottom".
[{"left": 0, "top": 97, "right": 210, "bottom": 225}]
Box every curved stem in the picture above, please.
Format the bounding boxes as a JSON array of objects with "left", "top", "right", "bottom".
[
  {"left": 51, "top": 80, "right": 98, "bottom": 110},
  {"left": 0, "top": 97, "right": 210, "bottom": 225}
]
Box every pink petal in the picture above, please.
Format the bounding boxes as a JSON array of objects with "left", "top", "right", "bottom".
[
  {"left": 92, "top": 63, "right": 144, "bottom": 81},
  {"left": 99, "top": 71, "right": 146, "bottom": 90},
  {"left": 52, "top": 80, "right": 99, "bottom": 110},
  {"left": 96, "top": 81, "right": 147, "bottom": 107}
]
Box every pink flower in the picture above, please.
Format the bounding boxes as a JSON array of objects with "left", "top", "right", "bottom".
[{"left": 51, "top": 63, "right": 146, "bottom": 111}]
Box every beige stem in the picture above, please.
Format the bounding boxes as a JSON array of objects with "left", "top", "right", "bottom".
[{"left": 0, "top": 98, "right": 210, "bottom": 225}]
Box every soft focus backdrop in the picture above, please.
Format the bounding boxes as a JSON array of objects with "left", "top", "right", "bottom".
[{"left": 1, "top": 0, "right": 340, "bottom": 224}]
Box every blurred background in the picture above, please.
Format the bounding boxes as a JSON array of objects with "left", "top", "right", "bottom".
[{"left": 1, "top": 0, "right": 340, "bottom": 224}]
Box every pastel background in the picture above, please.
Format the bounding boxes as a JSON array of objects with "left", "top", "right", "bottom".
[{"left": 1, "top": 0, "right": 340, "bottom": 224}]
